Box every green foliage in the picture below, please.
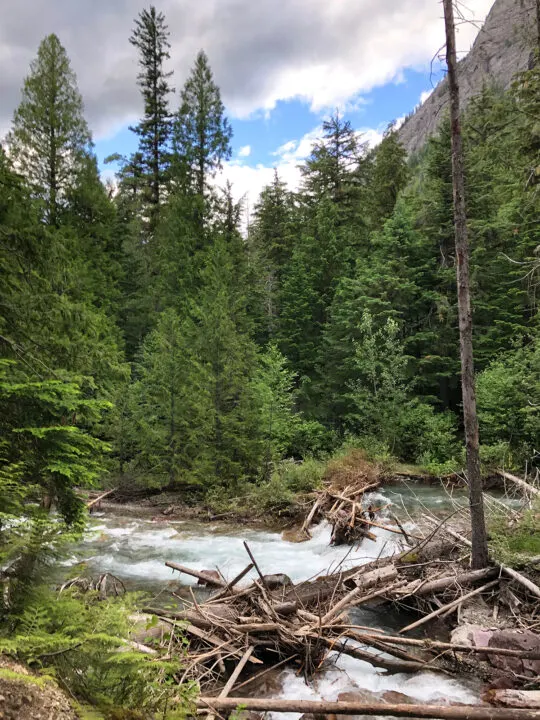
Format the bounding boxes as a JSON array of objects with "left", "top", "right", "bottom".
[
  {"left": 173, "top": 50, "right": 232, "bottom": 201},
  {"left": 0, "top": 587, "right": 195, "bottom": 716},
  {"left": 477, "top": 338, "right": 539, "bottom": 466},
  {"left": 7, "top": 34, "right": 92, "bottom": 226},
  {"left": 129, "top": 5, "right": 173, "bottom": 228},
  {"left": 489, "top": 498, "right": 540, "bottom": 566}
]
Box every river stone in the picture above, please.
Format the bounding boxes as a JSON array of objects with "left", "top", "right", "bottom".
[
  {"left": 450, "top": 623, "right": 491, "bottom": 647},
  {"left": 487, "top": 630, "right": 540, "bottom": 676}
]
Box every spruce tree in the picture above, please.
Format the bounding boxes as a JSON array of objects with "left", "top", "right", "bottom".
[
  {"left": 7, "top": 34, "right": 91, "bottom": 226},
  {"left": 191, "top": 237, "right": 262, "bottom": 487},
  {"left": 130, "top": 309, "right": 212, "bottom": 487},
  {"left": 174, "top": 50, "right": 232, "bottom": 201},
  {"left": 367, "top": 127, "right": 409, "bottom": 230},
  {"left": 129, "top": 6, "right": 173, "bottom": 231}
]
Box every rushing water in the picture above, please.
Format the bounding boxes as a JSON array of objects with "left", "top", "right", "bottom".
[{"left": 62, "top": 485, "right": 483, "bottom": 715}]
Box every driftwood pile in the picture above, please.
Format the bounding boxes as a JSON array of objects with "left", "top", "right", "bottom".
[
  {"left": 141, "top": 507, "right": 540, "bottom": 719},
  {"left": 297, "top": 468, "right": 407, "bottom": 546}
]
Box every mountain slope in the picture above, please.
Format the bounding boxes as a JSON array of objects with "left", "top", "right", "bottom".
[{"left": 398, "top": 0, "right": 536, "bottom": 155}]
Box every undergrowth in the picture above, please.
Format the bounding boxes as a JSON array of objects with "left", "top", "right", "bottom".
[
  {"left": 489, "top": 498, "right": 540, "bottom": 566},
  {"left": 0, "top": 587, "right": 197, "bottom": 718}
]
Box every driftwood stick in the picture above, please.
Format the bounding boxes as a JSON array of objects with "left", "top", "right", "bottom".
[
  {"left": 243, "top": 542, "right": 267, "bottom": 589},
  {"left": 184, "top": 624, "right": 262, "bottom": 664},
  {"left": 501, "top": 565, "right": 540, "bottom": 599},
  {"left": 396, "top": 567, "right": 498, "bottom": 597},
  {"left": 208, "top": 563, "right": 255, "bottom": 601},
  {"left": 392, "top": 514, "right": 412, "bottom": 544},
  {"left": 496, "top": 469, "right": 540, "bottom": 497},
  {"left": 86, "top": 487, "right": 116, "bottom": 509},
  {"left": 399, "top": 580, "right": 499, "bottom": 634},
  {"left": 301, "top": 496, "right": 323, "bottom": 536},
  {"left": 207, "top": 646, "right": 255, "bottom": 719},
  {"left": 165, "top": 562, "right": 227, "bottom": 587},
  {"left": 320, "top": 578, "right": 403, "bottom": 626},
  {"left": 319, "top": 636, "right": 439, "bottom": 674},
  {"left": 348, "top": 631, "right": 540, "bottom": 660},
  {"left": 197, "top": 697, "right": 540, "bottom": 719}
]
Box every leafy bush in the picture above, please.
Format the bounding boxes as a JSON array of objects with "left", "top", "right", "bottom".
[
  {"left": 489, "top": 498, "right": 540, "bottom": 566},
  {"left": 0, "top": 587, "right": 195, "bottom": 716},
  {"left": 477, "top": 339, "right": 539, "bottom": 468}
]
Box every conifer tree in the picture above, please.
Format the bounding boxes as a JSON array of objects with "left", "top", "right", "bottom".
[
  {"left": 191, "top": 237, "right": 261, "bottom": 486},
  {"left": 174, "top": 50, "right": 232, "bottom": 201},
  {"left": 129, "top": 6, "right": 173, "bottom": 231},
  {"left": 301, "top": 111, "right": 364, "bottom": 220},
  {"left": 7, "top": 34, "right": 91, "bottom": 226},
  {"left": 130, "top": 309, "right": 212, "bottom": 486},
  {"left": 367, "top": 127, "right": 409, "bottom": 229}
]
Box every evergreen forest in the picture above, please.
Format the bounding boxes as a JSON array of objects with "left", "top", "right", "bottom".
[{"left": 0, "top": 6, "right": 539, "bottom": 716}]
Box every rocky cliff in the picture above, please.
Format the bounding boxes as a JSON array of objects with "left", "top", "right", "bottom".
[{"left": 398, "top": 0, "right": 536, "bottom": 155}]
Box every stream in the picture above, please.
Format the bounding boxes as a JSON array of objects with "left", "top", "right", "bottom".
[{"left": 61, "top": 484, "right": 505, "bottom": 717}]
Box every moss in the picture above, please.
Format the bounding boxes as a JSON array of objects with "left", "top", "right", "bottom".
[{"left": 0, "top": 667, "right": 54, "bottom": 687}]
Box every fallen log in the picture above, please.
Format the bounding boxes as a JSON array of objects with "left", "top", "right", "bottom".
[
  {"left": 351, "top": 631, "right": 540, "bottom": 660},
  {"left": 488, "top": 690, "right": 540, "bottom": 709},
  {"left": 197, "top": 696, "right": 540, "bottom": 718},
  {"left": 399, "top": 580, "right": 499, "bottom": 634},
  {"left": 86, "top": 487, "right": 116, "bottom": 509},
  {"left": 346, "top": 564, "right": 398, "bottom": 589},
  {"left": 165, "top": 562, "right": 227, "bottom": 587},
  {"left": 319, "top": 636, "right": 435, "bottom": 674},
  {"left": 501, "top": 565, "right": 540, "bottom": 599},
  {"left": 397, "top": 567, "right": 498, "bottom": 597},
  {"left": 496, "top": 470, "right": 540, "bottom": 498}
]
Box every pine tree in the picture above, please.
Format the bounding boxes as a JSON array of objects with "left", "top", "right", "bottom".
[
  {"left": 7, "top": 34, "right": 91, "bottom": 226},
  {"left": 130, "top": 309, "right": 212, "bottom": 487},
  {"left": 367, "top": 127, "right": 409, "bottom": 230},
  {"left": 191, "top": 237, "right": 262, "bottom": 487},
  {"left": 301, "top": 111, "right": 365, "bottom": 221},
  {"left": 173, "top": 50, "right": 232, "bottom": 202},
  {"left": 129, "top": 6, "right": 173, "bottom": 231}
]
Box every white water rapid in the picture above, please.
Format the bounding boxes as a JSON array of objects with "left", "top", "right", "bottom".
[{"left": 63, "top": 488, "right": 481, "bottom": 716}]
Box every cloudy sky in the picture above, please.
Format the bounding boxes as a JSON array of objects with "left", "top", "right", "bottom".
[{"left": 0, "top": 0, "right": 495, "bottom": 204}]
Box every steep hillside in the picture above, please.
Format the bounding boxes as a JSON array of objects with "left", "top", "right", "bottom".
[{"left": 398, "top": 0, "right": 536, "bottom": 155}]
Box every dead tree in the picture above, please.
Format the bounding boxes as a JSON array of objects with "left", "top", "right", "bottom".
[{"left": 442, "top": 0, "right": 488, "bottom": 569}]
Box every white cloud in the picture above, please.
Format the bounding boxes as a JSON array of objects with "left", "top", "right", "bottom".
[
  {"left": 0, "top": 0, "right": 494, "bottom": 138},
  {"left": 420, "top": 89, "right": 434, "bottom": 105},
  {"left": 238, "top": 144, "right": 251, "bottom": 158},
  {"left": 218, "top": 121, "right": 386, "bottom": 228}
]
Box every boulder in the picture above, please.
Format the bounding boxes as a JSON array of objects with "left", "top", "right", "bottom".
[{"left": 487, "top": 629, "right": 540, "bottom": 676}]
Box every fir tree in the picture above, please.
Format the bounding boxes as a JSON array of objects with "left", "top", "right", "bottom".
[
  {"left": 174, "top": 50, "right": 232, "bottom": 201},
  {"left": 7, "top": 34, "right": 92, "bottom": 226},
  {"left": 129, "top": 6, "right": 173, "bottom": 231}
]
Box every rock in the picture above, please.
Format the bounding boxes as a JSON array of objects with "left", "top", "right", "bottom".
[
  {"left": 262, "top": 573, "right": 292, "bottom": 590},
  {"left": 196, "top": 569, "right": 221, "bottom": 586},
  {"left": 282, "top": 528, "right": 307, "bottom": 543},
  {"left": 334, "top": 690, "right": 382, "bottom": 720},
  {"left": 0, "top": 656, "right": 77, "bottom": 720},
  {"left": 450, "top": 623, "right": 489, "bottom": 647},
  {"left": 398, "top": 0, "right": 536, "bottom": 156},
  {"left": 487, "top": 629, "right": 540, "bottom": 677},
  {"left": 380, "top": 691, "right": 416, "bottom": 705}
]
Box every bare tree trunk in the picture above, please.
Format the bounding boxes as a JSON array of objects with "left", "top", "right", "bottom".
[
  {"left": 442, "top": 0, "right": 489, "bottom": 569},
  {"left": 536, "top": 0, "right": 540, "bottom": 57}
]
